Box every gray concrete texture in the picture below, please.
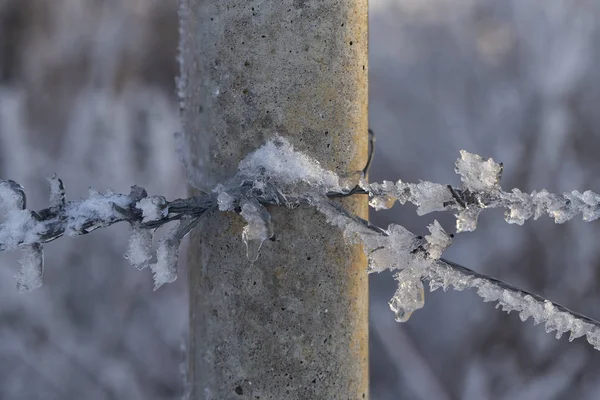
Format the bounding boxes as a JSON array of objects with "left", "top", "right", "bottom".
[{"left": 180, "top": 0, "right": 369, "bottom": 398}]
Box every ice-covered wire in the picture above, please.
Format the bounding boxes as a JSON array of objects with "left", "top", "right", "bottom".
[
  {"left": 360, "top": 150, "right": 600, "bottom": 232},
  {"left": 3, "top": 135, "right": 600, "bottom": 352},
  {"left": 318, "top": 198, "right": 600, "bottom": 350}
]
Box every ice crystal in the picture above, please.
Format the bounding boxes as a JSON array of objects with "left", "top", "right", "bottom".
[
  {"left": 16, "top": 243, "right": 43, "bottom": 292},
  {"left": 125, "top": 223, "right": 153, "bottom": 270},
  {"left": 47, "top": 176, "right": 65, "bottom": 208},
  {"left": 65, "top": 190, "right": 131, "bottom": 236},
  {"left": 425, "top": 264, "right": 600, "bottom": 349},
  {"left": 213, "top": 184, "right": 236, "bottom": 212},
  {"left": 240, "top": 199, "right": 273, "bottom": 261},
  {"left": 150, "top": 217, "right": 198, "bottom": 290},
  {"left": 137, "top": 196, "right": 168, "bottom": 223},
  {"left": 389, "top": 268, "right": 425, "bottom": 322},
  {"left": 455, "top": 150, "right": 503, "bottom": 192},
  {"left": 425, "top": 220, "right": 452, "bottom": 259},
  {"left": 236, "top": 136, "right": 340, "bottom": 191},
  {"left": 0, "top": 180, "right": 26, "bottom": 211}
]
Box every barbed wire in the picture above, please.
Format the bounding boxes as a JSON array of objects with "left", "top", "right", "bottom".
[{"left": 2, "top": 133, "right": 600, "bottom": 350}]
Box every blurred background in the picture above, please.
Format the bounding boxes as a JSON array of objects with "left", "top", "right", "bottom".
[{"left": 1, "top": 0, "right": 600, "bottom": 399}]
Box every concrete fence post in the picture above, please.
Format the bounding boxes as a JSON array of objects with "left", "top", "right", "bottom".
[{"left": 179, "top": 0, "right": 369, "bottom": 398}]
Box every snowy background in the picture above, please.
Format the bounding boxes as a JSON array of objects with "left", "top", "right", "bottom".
[{"left": 1, "top": 0, "right": 600, "bottom": 399}]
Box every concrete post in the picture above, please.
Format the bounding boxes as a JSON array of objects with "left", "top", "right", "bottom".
[{"left": 179, "top": 0, "right": 368, "bottom": 398}]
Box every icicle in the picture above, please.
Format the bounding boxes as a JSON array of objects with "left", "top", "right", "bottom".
[
  {"left": 0, "top": 180, "right": 26, "bottom": 211},
  {"left": 47, "top": 175, "right": 66, "bottom": 208},
  {"left": 389, "top": 268, "right": 425, "bottom": 322},
  {"left": 125, "top": 223, "right": 153, "bottom": 270},
  {"left": 150, "top": 217, "right": 199, "bottom": 290},
  {"left": 456, "top": 208, "right": 481, "bottom": 232},
  {"left": 239, "top": 199, "right": 273, "bottom": 261},
  {"left": 17, "top": 243, "right": 43, "bottom": 292}
]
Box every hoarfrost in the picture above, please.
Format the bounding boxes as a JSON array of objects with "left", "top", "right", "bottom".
[
  {"left": 408, "top": 181, "right": 453, "bottom": 216},
  {"left": 386, "top": 221, "right": 450, "bottom": 321},
  {"left": 455, "top": 150, "right": 503, "bottom": 192},
  {"left": 424, "top": 220, "right": 452, "bottom": 260},
  {"left": 360, "top": 179, "right": 451, "bottom": 214},
  {"left": 240, "top": 199, "right": 274, "bottom": 261},
  {"left": 3, "top": 136, "right": 600, "bottom": 352},
  {"left": 65, "top": 189, "right": 131, "bottom": 236},
  {"left": 0, "top": 180, "right": 41, "bottom": 251},
  {"left": 0, "top": 180, "right": 26, "bottom": 210},
  {"left": 150, "top": 217, "right": 199, "bottom": 290},
  {"left": 0, "top": 210, "right": 43, "bottom": 250},
  {"left": 356, "top": 223, "right": 417, "bottom": 274},
  {"left": 389, "top": 268, "right": 425, "bottom": 322},
  {"left": 136, "top": 196, "right": 168, "bottom": 223},
  {"left": 425, "top": 264, "right": 600, "bottom": 350},
  {"left": 236, "top": 136, "right": 340, "bottom": 191},
  {"left": 359, "top": 149, "right": 600, "bottom": 232},
  {"left": 16, "top": 243, "right": 43, "bottom": 292},
  {"left": 455, "top": 208, "right": 481, "bottom": 233},
  {"left": 315, "top": 196, "right": 451, "bottom": 322},
  {"left": 151, "top": 236, "right": 178, "bottom": 290},
  {"left": 366, "top": 180, "right": 397, "bottom": 211},
  {"left": 47, "top": 175, "right": 66, "bottom": 208},
  {"left": 213, "top": 184, "right": 236, "bottom": 211},
  {"left": 125, "top": 224, "right": 153, "bottom": 270},
  {"left": 504, "top": 188, "right": 534, "bottom": 225}
]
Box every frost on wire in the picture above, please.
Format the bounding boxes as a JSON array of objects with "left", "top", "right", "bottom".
[
  {"left": 360, "top": 149, "right": 600, "bottom": 232},
  {"left": 215, "top": 136, "right": 600, "bottom": 349},
  {"left": 3, "top": 135, "right": 600, "bottom": 351},
  {"left": 0, "top": 176, "right": 195, "bottom": 290}
]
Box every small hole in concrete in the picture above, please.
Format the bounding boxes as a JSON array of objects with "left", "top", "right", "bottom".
[
  {"left": 349, "top": 41, "right": 353, "bottom": 45},
  {"left": 235, "top": 386, "right": 243, "bottom": 395}
]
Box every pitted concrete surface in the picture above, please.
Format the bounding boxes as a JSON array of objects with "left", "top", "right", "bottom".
[{"left": 180, "top": 0, "right": 368, "bottom": 398}]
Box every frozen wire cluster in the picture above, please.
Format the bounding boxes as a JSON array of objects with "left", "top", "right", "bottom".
[
  {"left": 3, "top": 136, "right": 600, "bottom": 351},
  {"left": 0, "top": 177, "right": 208, "bottom": 290},
  {"left": 360, "top": 149, "right": 600, "bottom": 232},
  {"left": 213, "top": 136, "right": 600, "bottom": 350}
]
